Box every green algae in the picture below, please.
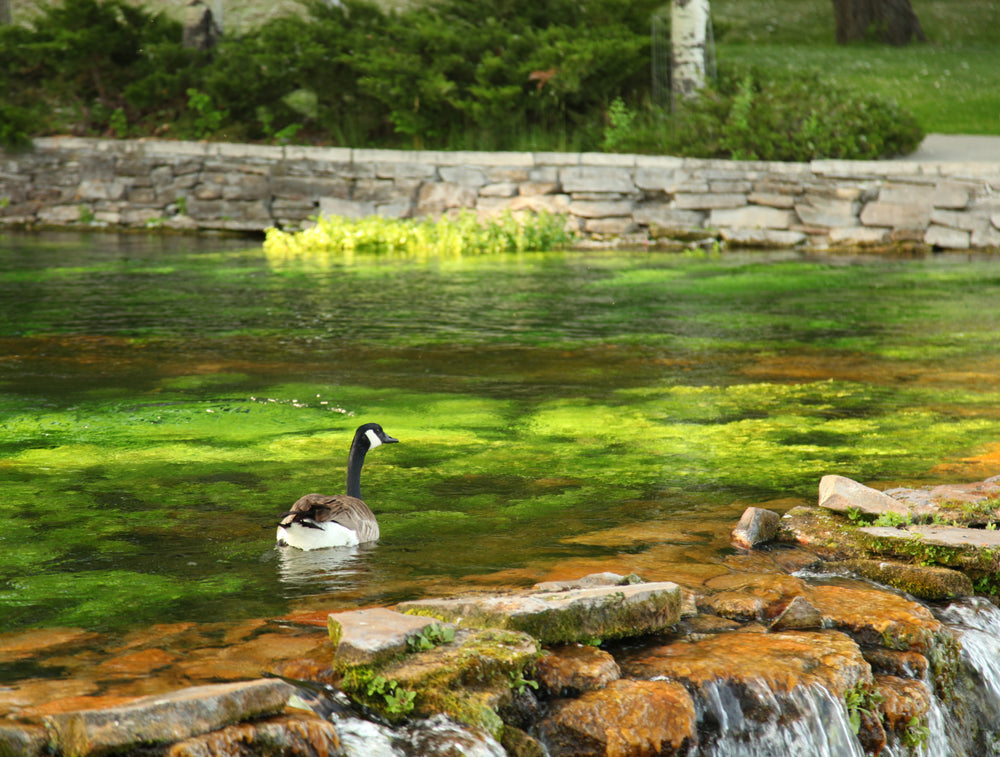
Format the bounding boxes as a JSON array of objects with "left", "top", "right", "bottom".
[{"left": 2, "top": 234, "right": 1000, "bottom": 634}]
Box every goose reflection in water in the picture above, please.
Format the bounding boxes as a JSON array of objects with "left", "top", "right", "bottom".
[{"left": 276, "top": 543, "right": 375, "bottom": 590}]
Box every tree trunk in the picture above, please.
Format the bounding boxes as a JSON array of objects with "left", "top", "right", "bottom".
[
  {"left": 671, "top": 0, "right": 710, "bottom": 107},
  {"left": 0, "top": 0, "right": 13, "bottom": 25},
  {"left": 831, "top": 0, "right": 927, "bottom": 45}
]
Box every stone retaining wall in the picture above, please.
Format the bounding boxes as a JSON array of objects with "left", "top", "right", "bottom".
[{"left": 3, "top": 136, "right": 1000, "bottom": 250}]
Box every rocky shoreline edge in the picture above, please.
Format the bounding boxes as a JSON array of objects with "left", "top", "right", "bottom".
[
  {"left": 4, "top": 137, "right": 1000, "bottom": 252},
  {"left": 3, "top": 474, "right": 1000, "bottom": 756}
]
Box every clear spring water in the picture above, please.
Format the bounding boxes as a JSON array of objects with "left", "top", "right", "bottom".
[{"left": 2, "top": 231, "right": 1000, "bottom": 639}]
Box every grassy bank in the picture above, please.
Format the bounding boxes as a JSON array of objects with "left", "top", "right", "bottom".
[
  {"left": 713, "top": 0, "right": 1000, "bottom": 135},
  {"left": 4, "top": 0, "right": 998, "bottom": 140}
]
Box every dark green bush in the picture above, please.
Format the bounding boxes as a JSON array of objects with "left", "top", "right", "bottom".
[
  {"left": 0, "top": 104, "right": 34, "bottom": 150},
  {"left": 0, "top": 0, "right": 199, "bottom": 138},
  {"left": 0, "top": 0, "right": 922, "bottom": 159},
  {"left": 603, "top": 68, "right": 924, "bottom": 161}
]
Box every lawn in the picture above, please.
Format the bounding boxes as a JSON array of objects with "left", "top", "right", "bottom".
[{"left": 713, "top": 0, "right": 1000, "bottom": 134}]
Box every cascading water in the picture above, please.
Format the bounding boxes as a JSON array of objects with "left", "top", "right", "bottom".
[
  {"left": 285, "top": 684, "right": 507, "bottom": 757},
  {"left": 694, "top": 679, "right": 865, "bottom": 757},
  {"left": 930, "top": 597, "right": 1000, "bottom": 757},
  {"left": 937, "top": 598, "right": 1000, "bottom": 702}
]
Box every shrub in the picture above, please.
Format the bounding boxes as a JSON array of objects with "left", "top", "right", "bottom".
[
  {"left": 0, "top": 0, "right": 195, "bottom": 137},
  {"left": 603, "top": 67, "right": 924, "bottom": 161},
  {"left": 0, "top": 0, "right": 922, "bottom": 159},
  {"left": 0, "top": 104, "right": 34, "bottom": 150}
]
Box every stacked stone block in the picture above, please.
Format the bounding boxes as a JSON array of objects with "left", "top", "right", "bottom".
[{"left": 2, "top": 137, "right": 999, "bottom": 250}]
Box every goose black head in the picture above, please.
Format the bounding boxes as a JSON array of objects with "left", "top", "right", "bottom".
[{"left": 357, "top": 422, "right": 399, "bottom": 451}]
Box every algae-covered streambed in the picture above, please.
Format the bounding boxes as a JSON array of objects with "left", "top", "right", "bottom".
[{"left": 2, "top": 232, "right": 1000, "bottom": 639}]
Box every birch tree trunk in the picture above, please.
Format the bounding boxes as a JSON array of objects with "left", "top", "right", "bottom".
[{"left": 671, "top": 0, "right": 710, "bottom": 107}]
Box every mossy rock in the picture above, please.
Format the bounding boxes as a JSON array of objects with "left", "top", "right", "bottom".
[
  {"left": 831, "top": 559, "right": 972, "bottom": 602},
  {"left": 339, "top": 627, "right": 539, "bottom": 739},
  {"left": 398, "top": 582, "right": 682, "bottom": 644},
  {"left": 778, "top": 505, "right": 872, "bottom": 559},
  {"left": 780, "top": 506, "right": 1000, "bottom": 598}
]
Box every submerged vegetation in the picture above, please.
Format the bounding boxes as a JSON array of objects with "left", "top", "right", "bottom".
[
  {"left": 2, "top": 235, "right": 1000, "bottom": 632},
  {"left": 263, "top": 211, "right": 575, "bottom": 260}
]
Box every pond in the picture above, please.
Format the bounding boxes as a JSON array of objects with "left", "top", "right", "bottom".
[{"left": 2, "top": 231, "right": 1000, "bottom": 651}]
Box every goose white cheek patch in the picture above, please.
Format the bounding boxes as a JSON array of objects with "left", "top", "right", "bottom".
[{"left": 365, "top": 429, "right": 383, "bottom": 449}]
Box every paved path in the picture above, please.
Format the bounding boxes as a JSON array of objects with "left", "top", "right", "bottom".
[{"left": 897, "top": 133, "right": 1000, "bottom": 162}]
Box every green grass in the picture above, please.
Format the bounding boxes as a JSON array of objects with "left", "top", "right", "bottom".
[
  {"left": 8, "top": 0, "right": 998, "bottom": 137},
  {"left": 713, "top": 0, "right": 1000, "bottom": 135}
]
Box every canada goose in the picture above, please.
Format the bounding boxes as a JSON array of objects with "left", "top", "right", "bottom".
[{"left": 276, "top": 422, "right": 398, "bottom": 550}]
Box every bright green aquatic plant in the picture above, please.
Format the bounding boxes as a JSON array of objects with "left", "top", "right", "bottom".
[{"left": 263, "top": 210, "right": 574, "bottom": 261}]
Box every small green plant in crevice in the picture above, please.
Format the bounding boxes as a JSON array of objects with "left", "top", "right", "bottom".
[
  {"left": 872, "top": 511, "right": 912, "bottom": 529},
  {"left": 509, "top": 668, "right": 539, "bottom": 695},
  {"left": 846, "top": 507, "right": 867, "bottom": 525},
  {"left": 407, "top": 623, "right": 455, "bottom": 652},
  {"left": 844, "top": 682, "right": 884, "bottom": 735},
  {"left": 343, "top": 668, "right": 416, "bottom": 718},
  {"left": 77, "top": 205, "right": 96, "bottom": 224},
  {"left": 901, "top": 714, "right": 930, "bottom": 750}
]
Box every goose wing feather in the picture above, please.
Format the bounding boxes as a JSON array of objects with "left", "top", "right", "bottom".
[{"left": 280, "top": 493, "right": 380, "bottom": 542}]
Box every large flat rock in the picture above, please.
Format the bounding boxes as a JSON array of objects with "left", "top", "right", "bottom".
[
  {"left": 44, "top": 678, "right": 293, "bottom": 757},
  {"left": 860, "top": 524, "right": 1000, "bottom": 550},
  {"left": 328, "top": 607, "right": 451, "bottom": 665},
  {"left": 396, "top": 582, "right": 681, "bottom": 644},
  {"left": 818, "top": 475, "right": 910, "bottom": 516}
]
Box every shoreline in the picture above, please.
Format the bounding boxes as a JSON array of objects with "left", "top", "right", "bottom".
[{"left": 3, "top": 136, "right": 1000, "bottom": 253}]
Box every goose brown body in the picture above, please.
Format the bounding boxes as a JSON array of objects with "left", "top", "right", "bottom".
[
  {"left": 279, "top": 493, "right": 380, "bottom": 543},
  {"left": 275, "top": 422, "right": 397, "bottom": 550}
]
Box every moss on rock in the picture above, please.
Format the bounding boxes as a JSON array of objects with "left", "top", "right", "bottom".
[{"left": 830, "top": 559, "right": 973, "bottom": 601}]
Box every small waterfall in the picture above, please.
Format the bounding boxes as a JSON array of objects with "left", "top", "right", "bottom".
[
  {"left": 930, "top": 597, "right": 1000, "bottom": 757},
  {"left": 285, "top": 682, "right": 506, "bottom": 757},
  {"left": 937, "top": 597, "right": 1000, "bottom": 701},
  {"left": 334, "top": 714, "right": 506, "bottom": 757},
  {"left": 695, "top": 679, "right": 865, "bottom": 757}
]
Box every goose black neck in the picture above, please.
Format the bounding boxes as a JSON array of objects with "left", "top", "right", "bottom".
[{"left": 345, "top": 431, "right": 371, "bottom": 500}]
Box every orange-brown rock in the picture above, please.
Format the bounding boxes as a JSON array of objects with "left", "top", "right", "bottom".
[
  {"left": 698, "top": 573, "right": 808, "bottom": 622},
  {"left": 95, "top": 649, "right": 180, "bottom": 677},
  {"left": 535, "top": 644, "right": 621, "bottom": 698},
  {"left": 18, "top": 693, "right": 141, "bottom": 720},
  {"left": 875, "top": 674, "right": 931, "bottom": 732},
  {"left": 0, "top": 628, "right": 101, "bottom": 663},
  {"left": 768, "top": 595, "right": 823, "bottom": 632},
  {"left": 176, "top": 632, "right": 329, "bottom": 681},
  {"left": 537, "top": 679, "right": 696, "bottom": 757},
  {"left": 165, "top": 714, "right": 340, "bottom": 757},
  {"left": 804, "top": 584, "right": 944, "bottom": 653},
  {"left": 618, "top": 629, "right": 871, "bottom": 702},
  {"left": 863, "top": 648, "right": 929, "bottom": 680},
  {"left": 44, "top": 678, "right": 295, "bottom": 757},
  {"left": 857, "top": 707, "right": 887, "bottom": 756},
  {"left": 0, "top": 678, "right": 99, "bottom": 721}
]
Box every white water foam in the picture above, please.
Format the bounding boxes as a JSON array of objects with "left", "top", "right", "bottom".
[
  {"left": 938, "top": 597, "right": 1000, "bottom": 702},
  {"left": 697, "top": 679, "right": 865, "bottom": 757}
]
